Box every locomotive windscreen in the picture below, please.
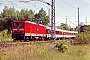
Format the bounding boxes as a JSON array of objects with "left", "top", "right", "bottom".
[{"left": 13, "top": 22, "right": 24, "bottom": 27}]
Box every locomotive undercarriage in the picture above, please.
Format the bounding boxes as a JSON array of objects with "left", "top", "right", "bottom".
[
  {"left": 24, "top": 35, "right": 50, "bottom": 41},
  {"left": 12, "top": 33, "right": 25, "bottom": 41},
  {"left": 12, "top": 33, "right": 49, "bottom": 41}
]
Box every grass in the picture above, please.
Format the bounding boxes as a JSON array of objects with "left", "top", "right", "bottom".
[{"left": 0, "top": 41, "right": 90, "bottom": 60}]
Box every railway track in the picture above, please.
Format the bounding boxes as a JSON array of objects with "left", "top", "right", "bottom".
[{"left": 0, "top": 40, "right": 54, "bottom": 49}]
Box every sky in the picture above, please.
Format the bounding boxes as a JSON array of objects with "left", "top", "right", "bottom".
[{"left": 0, "top": 0, "right": 90, "bottom": 28}]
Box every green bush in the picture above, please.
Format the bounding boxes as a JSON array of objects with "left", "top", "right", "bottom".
[
  {"left": 0, "top": 30, "right": 11, "bottom": 42},
  {"left": 55, "top": 40, "right": 68, "bottom": 52},
  {"left": 74, "top": 32, "right": 90, "bottom": 44}
]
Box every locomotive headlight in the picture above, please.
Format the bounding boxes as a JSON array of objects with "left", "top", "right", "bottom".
[
  {"left": 19, "top": 29, "right": 24, "bottom": 30},
  {"left": 13, "top": 29, "right": 17, "bottom": 30}
]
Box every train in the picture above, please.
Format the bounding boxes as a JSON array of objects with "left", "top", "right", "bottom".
[{"left": 12, "top": 19, "right": 78, "bottom": 41}]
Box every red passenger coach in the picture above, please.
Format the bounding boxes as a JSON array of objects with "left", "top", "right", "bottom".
[
  {"left": 12, "top": 19, "right": 47, "bottom": 41},
  {"left": 46, "top": 27, "right": 78, "bottom": 39}
]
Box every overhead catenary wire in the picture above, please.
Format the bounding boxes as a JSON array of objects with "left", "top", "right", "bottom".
[
  {"left": 6, "top": 0, "right": 66, "bottom": 19},
  {"left": 61, "top": 0, "right": 86, "bottom": 17},
  {"left": 61, "top": 0, "right": 76, "bottom": 8}
]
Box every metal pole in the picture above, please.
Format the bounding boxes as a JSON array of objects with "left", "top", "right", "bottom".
[
  {"left": 78, "top": 7, "right": 80, "bottom": 34},
  {"left": 66, "top": 16, "right": 67, "bottom": 25},
  {"left": 66, "top": 16, "right": 67, "bottom": 30},
  {"left": 51, "top": 0, "right": 55, "bottom": 42},
  {"left": 51, "top": 0, "right": 53, "bottom": 40},
  {"left": 48, "top": 8, "right": 50, "bottom": 26},
  {"left": 86, "top": 17, "right": 87, "bottom": 25},
  {"left": 53, "top": 0, "right": 56, "bottom": 43}
]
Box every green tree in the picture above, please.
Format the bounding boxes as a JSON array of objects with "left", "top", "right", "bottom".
[
  {"left": 58, "top": 23, "right": 71, "bottom": 30},
  {"left": 35, "top": 8, "right": 49, "bottom": 25},
  {"left": 1, "top": 6, "right": 17, "bottom": 33},
  {"left": 18, "top": 9, "right": 34, "bottom": 21},
  {"left": 26, "top": 9, "right": 34, "bottom": 21},
  {"left": 84, "top": 26, "right": 90, "bottom": 34},
  {"left": 19, "top": 9, "right": 25, "bottom": 19},
  {"left": 0, "top": 17, "right": 6, "bottom": 31},
  {"left": 16, "top": 10, "right": 19, "bottom": 19}
]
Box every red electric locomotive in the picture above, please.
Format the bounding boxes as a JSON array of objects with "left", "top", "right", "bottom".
[{"left": 12, "top": 19, "right": 47, "bottom": 41}]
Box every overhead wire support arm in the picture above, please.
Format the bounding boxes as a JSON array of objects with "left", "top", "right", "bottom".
[
  {"left": 20, "top": 0, "right": 51, "bottom": 6},
  {"left": 20, "top": 0, "right": 31, "bottom": 3},
  {"left": 40, "top": 0, "right": 51, "bottom": 6}
]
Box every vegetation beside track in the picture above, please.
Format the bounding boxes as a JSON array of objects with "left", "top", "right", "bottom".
[
  {"left": 0, "top": 40, "right": 90, "bottom": 60},
  {"left": 0, "top": 30, "right": 12, "bottom": 42},
  {"left": 73, "top": 26, "right": 90, "bottom": 45}
]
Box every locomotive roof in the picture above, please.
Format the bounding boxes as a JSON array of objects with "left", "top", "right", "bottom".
[
  {"left": 13, "top": 20, "right": 46, "bottom": 27},
  {"left": 25, "top": 21, "right": 47, "bottom": 27},
  {"left": 13, "top": 20, "right": 25, "bottom": 22}
]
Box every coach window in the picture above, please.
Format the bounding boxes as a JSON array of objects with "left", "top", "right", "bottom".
[
  {"left": 56, "top": 31, "right": 57, "bottom": 34},
  {"left": 59, "top": 31, "right": 62, "bottom": 34},
  {"left": 74, "top": 33, "right": 76, "bottom": 35},
  {"left": 64, "top": 32, "right": 66, "bottom": 35},
  {"left": 48, "top": 30, "right": 50, "bottom": 33},
  {"left": 57, "top": 31, "right": 59, "bottom": 34}
]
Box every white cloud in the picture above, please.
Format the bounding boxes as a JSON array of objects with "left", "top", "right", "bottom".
[{"left": 83, "top": 0, "right": 90, "bottom": 3}]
